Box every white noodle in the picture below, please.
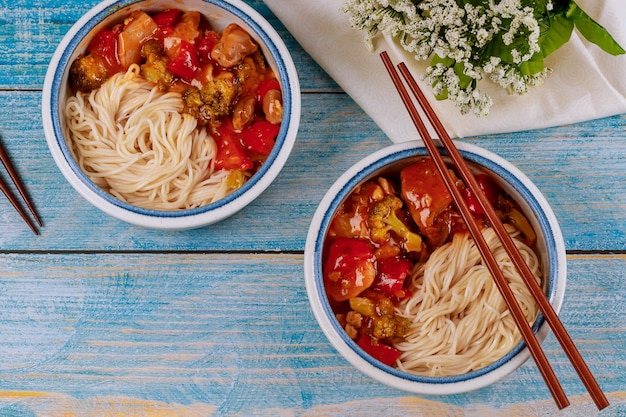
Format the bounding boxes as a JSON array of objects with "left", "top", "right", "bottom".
[
  {"left": 64, "top": 65, "right": 239, "bottom": 210},
  {"left": 394, "top": 226, "right": 542, "bottom": 376}
]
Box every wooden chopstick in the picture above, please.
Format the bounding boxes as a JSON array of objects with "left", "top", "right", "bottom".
[
  {"left": 381, "top": 51, "right": 608, "bottom": 410},
  {"left": 394, "top": 59, "right": 610, "bottom": 411},
  {"left": 379, "top": 50, "right": 568, "bottom": 409},
  {"left": 0, "top": 140, "right": 41, "bottom": 234}
]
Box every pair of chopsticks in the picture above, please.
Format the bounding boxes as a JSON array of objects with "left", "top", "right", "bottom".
[
  {"left": 380, "top": 51, "right": 608, "bottom": 411},
  {"left": 0, "top": 140, "right": 42, "bottom": 234}
]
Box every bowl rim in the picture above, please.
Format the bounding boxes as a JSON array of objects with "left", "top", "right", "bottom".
[
  {"left": 41, "top": 0, "right": 301, "bottom": 230},
  {"left": 304, "top": 140, "right": 567, "bottom": 395}
]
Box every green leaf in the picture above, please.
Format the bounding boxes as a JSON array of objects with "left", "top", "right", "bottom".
[
  {"left": 429, "top": 55, "right": 452, "bottom": 100},
  {"left": 566, "top": 2, "right": 626, "bottom": 55},
  {"left": 430, "top": 54, "right": 454, "bottom": 67},
  {"left": 539, "top": 13, "right": 574, "bottom": 58},
  {"left": 434, "top": 89, "right": 448, "bottom": 101},
  {"left": 481, "top": 31, "right": 535, "bottom": 66},
  {"left": 428, "top": 56, "right": 473, "bottom": 92},
  {"left": 453, "top": 62, "right": 473, "bottom": 89},
  {"left": 519, "top": 52, "right": 545, "bottom": 76}
]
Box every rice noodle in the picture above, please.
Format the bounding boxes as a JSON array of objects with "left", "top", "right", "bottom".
[
  {"left": 64, "top": 64, "right": 236, "bottom": 210},
  {"left": 394, "top": 225, "right": 541, "bottom": 376}
]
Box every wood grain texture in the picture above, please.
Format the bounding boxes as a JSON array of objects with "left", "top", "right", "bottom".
[
  {"left": 0, "top": 253, "right": 624, "bottom": 416},
  {"left": 0, "top": 0, "right": 625, "bottom": 415},
  {"left": 0, "top": 90, "right": 624, "bottom": 251},
  {"left": 0, "top": 0, "right": 339, "bottom": 92},
  {"left": 1, "top": 0, "right": 624, "bottom": 252}
]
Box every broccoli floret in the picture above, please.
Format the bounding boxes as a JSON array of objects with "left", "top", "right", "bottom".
[
  {"left": 181, "top": 76, "right": 239, "bottom": 125},
  {"left": 181, "top": 87, "right": 203, "bottom": 120},
  {"left": 349, "top": 294, "right": 411, "bottom": 341},
  {"left": 182, "top": 77, "right": 239, "bottom": 125},
  {"left": 368, "top": 195, "right": 423, "bottom": 253},
  {"left": 140, "top": 40, "right": 173, "bottom": 91},
  {"left": 372, "top": 314, "right": 411, "bottom": 340},
  {"left": 200, "top": 78, "right": 237, "bottom": 119},
  {"left": 68, "top": 54, "right": 109, "bottom": 92}
]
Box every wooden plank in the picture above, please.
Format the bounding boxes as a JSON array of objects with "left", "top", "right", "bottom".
[
  {"left": 0, "top": 253, "right": 623, "bottom": 414},
  {"left": 0, "top": 0, "right": 624, "bottom": 416},
  {"left": 463, "top": 113, "right": 626, "bottom": 252},
  {"left": 0, "top": 91, "right": 625, "bottom": 251},
  {"left": 0, "top": 0, "right": 339, "bottom": 92}
]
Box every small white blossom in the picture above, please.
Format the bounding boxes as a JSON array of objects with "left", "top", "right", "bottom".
[{"left": 342, "top": 0, "right": 562, "bottom": 115}]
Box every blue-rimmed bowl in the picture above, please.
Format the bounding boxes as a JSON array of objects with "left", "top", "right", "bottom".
[
  {"left": 42, "top": 0, "right": 300, "bottom": 230},
  {"left": 304, "top": 140, "right": 567, "bottom": 395}
]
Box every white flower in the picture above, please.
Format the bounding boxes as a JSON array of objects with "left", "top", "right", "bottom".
[{"left": 342, "top": 0, "right": 561, "bottom": 116}]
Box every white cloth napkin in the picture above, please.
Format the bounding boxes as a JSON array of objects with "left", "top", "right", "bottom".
[{"left": 263, "top": 0, "right": 626, "bottom": 141}]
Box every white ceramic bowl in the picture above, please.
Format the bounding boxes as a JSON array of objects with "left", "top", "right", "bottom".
[
  {"left": 304, "top": 140, "right": 567, "bottom": 395},
  {"left": 42, "top": 0, "right": 300, "bottom": 230}
]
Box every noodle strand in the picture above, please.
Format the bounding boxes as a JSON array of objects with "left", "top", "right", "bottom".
[
  {"left": 394, "top": 226, "right": 542, "bottom": 376},
  {"left": 64, "top": 65, "right": 234, "bottom": 210}
]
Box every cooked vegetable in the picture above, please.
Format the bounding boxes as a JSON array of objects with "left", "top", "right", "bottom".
[
  {"left": 324, "top": 237, "right": 377, "bottom": 302},
  {"left": 140, "top": 40, "right": 173, "bottom": 90},
  {"left": 213, "top": 119, "right": 253, "bottom": 171},
  {"left": 166, "top": 40, "right": 200, "bottom": 80},
  {"left": 349, "top": 291, "right": 411, "bottom": 340},
  {"left": 240, "top": 120, "right": 280, "bottom": 156},
  {"left": 372, "top": 255, "right": 412, "bottom": 300},
  {"left": 86, "top": 28, "right": 122, "bottom": 73},
  {"left": 324, "top": 156, "right": 545, "bottom": 371},
  {"left": 68, "top": 54, "right": 110, "bottom": 93},
  {"left": 368, "top": 194, "right": 423, "bottom": 254},
  {"left": 357, "top": 334, "right": 402, "bottom": 366},
  {"left": 400, "top": 158, "right": 453, "bottom": 246},
  {"left": 461, "top": 173, "right": 499, "bottom": 215}
]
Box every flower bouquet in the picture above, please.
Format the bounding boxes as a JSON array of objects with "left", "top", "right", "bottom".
[{"left": 342, "top": 0, "right": 625, "bottom": 116}]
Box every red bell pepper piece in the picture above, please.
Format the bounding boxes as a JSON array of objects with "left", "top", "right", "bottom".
[
  {"left": 213, "top": 121, "right": 253, "bottom": 171},
  {"left": 461, "top": 187, "right": 482, "bottom": 214},
  {"left": 166, "top": 40, "right": 200, "bottom": 81},
  {"left": 462, "top": 173, "right": 499, "bottom": 215},
  {"left": 87, "top": 29, "right": 122, "bottom": 73},
  {"left": 324, "top": 238, "right": 376, "bottom": 302},
  {"left": 373, "top": 256, "right": 412, "bottom": 299},
  {"left": 357, "top": 334, "right": 402, "bottom": 366},
  {"left": 152, "top": 9, "right": 182, "bottom": 28},
  {"left": 240, "top": 120, "right": 280, "bottom": 156},
  {"left": 196, "top": 31, "right": 221, "bottom": 65}
]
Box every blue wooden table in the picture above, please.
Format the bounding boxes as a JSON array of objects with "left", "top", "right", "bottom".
[{"left": 0, "top": 1, "right": 624, "bottom": 416}]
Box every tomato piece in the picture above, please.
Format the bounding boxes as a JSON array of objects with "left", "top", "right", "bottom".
[
  {"left": 214, "top": 121, "right": 253, "bottom": 171},
  {"left": 196, "top": 31, "right": 221, "bottom": 65},
  {"left": 324, "top": 238, "right": 376, "bottom": 302},
  {"left": 166, "top": 40, "right": 200, "bottom": 81},
  {"left": 373, "top": 256, "right": 411, "bottom": 299},
  {"left": 461, "top": 187, "right": 482, "bottom": 214},
  {"left": 400, "top": 158, "right": 453, "bottom": 246},
  {"left": 241, "top": 120, "right": 280, "bottom": 156},
  {"left": 255, "top": 78, "right": 281, "bottom": 106},
  {"left": 476, "top": 173, "right": 498, "bottom": 201},
  {"left": 400, "top": 158, "right": 452, "bottom": 229},
  {"left": 152, "top": 9, "right": 182, "bottom": 28},
  {"left": 87, "top": 29, "right": 122, "bottom": 73},
  {"left": 357, "top": 334, "right": 402, "bottom": 366},
  {"left": 462, "top": 173, "right": 499, "bottom": 215}
]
